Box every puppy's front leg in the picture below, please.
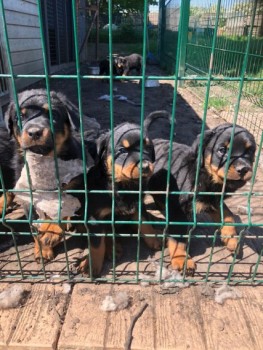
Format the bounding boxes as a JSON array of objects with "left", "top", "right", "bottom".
[
  {"left": 167, "top": 238, "right": 196, "bottom": 275},
  {"left": 34, "top": 219, "right": 66, "bottom": 262},
  {"left": 77, "top": 236, "right": 106, "bottom": 277},
  {"left": 0, "top": 192, "right": 14, "bottom": 215},
  {"left": 209, "top": 203, "right": 238, "bottom": 251},
  {"left": 131, "top": 210, "right": 161, "bottom": 250}
]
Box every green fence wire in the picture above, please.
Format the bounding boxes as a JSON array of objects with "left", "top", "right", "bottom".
[{"left": 0, "top": 0, "right": 262, "bottom": 285}]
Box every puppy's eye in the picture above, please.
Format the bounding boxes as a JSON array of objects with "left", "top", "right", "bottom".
[
  {"left": 118, "top": 147, "right": 127, "bottom": 154},
  {"left": 218, "top": 146, "right": 227, "bottom": 155}
]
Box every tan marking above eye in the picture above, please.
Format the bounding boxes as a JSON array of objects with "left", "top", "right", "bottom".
[
  {"left": 122, "top": 139, "right": 130, "bottom": 148},
  {"left": 245, "top": 142, "right": 252, "bottom": 150},
  {"left": 42, "top": 103, "right": 49, "bottom": 112},
  {"left": 145, "top": 137, "right": 150, "bottom": 145}
]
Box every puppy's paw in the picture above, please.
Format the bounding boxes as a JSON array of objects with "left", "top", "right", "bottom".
[
  {"left": 34, "top": 242, "right": 54, "bottom": 263},
  {"left": 74, "top": 255, "right": 103, "bottom": 277},
  {"left": 168, "top": 239, "right": 196, "bottom": 276},
  {"left": 33, "top": 223, "right": 64, "bottom": 263},
  {"left": 171, "top": 255, "right": 196, "bottom": 277},
  {"left": 223, "top": 237, "right": 238, "bottom": 252}
]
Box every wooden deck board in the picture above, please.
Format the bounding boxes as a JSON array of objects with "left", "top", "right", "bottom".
[
  {"left": 0, "top": 283, "right": 30, "bottom": 349},
  {"left": 6, "top": 283, "right": 69, "bottom": 350}
]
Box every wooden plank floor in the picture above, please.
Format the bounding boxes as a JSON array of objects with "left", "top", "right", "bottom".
[{"left": 1, "top": 282, "right": 263, "bottom": 350}]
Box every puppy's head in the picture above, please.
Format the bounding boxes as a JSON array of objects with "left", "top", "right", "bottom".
[
  {"left": 5, "top": 89, "right": 80, "bottom": 156},
  {"left": 193, "top": 123, "right": 256, "bottom": 188},
  {"left": 98, "top": 123, "right": 155, "bottom": 183},
  {"left": 115, "top": 56, "right": 126, "bottom": 69}
]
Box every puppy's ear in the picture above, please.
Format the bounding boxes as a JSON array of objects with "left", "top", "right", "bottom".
[
  {"left": 96, "top": 134, "right": 109, "bottom": 161},
  {"left": 64, "top": 103, "right": 80, "bottom": 132},
  {"left": 56, "top": 92, "right": 80, "bottom": 131},
  {"left": 150, "top": 144, "right": 155, "bottom": 163},
  {"left": 4, "top": 101, "right": 15, "bottom": 136},
  {"left": 191, "top": 129, "right": 215, "bottom": 163}
]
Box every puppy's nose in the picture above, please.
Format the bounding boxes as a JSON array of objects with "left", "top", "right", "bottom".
[
  {"left": 27, "top": 127, "right": 43, "bottom": 141},
  {"left": 236, "top": 165, "right": 251, "bottom": 177},
  {"left": 141, "top": 161, "right": 150, "bottom": 174}
]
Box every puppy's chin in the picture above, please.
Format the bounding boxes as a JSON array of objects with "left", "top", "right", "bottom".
[{"left": 23, "top": 145, "right": 53, "bottom": 156}]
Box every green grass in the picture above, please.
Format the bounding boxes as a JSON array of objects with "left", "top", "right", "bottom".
[
  {"left": 208, "top": 96, "right": 229, "bottom": 111},
  {"left": 89, "top": 26, "right": 158, "bottom": 56}
]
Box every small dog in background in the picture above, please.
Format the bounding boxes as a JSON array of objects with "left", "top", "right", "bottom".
[
  {"left": 99, "top": 58, "right": 123, "bottom": 78},
  {"left": 5, "top": 88, "right": 100, "bottom": 262},
  {"left": 146, "top": 113, "right": 256, "bottom": 275},
  {"left": 115, "top": 53, "right": 142, "bottom": 76}
]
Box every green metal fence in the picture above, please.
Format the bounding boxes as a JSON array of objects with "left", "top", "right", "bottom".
[{"left": 0, "top": 0, "right": 262, "bottom": 285}]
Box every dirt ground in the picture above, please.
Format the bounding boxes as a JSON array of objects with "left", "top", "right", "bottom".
[{"left": 31, "top": 64, "right": 213, "bottom": 141}]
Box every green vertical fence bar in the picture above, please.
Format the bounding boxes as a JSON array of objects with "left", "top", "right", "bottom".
[{"left": 107, "top": 0, "right": 117, "bottom": 282}]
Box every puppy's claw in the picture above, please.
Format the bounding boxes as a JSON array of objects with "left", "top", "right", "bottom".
[{"left": 171, "top": 255, "right": 196, "bottom": 276}]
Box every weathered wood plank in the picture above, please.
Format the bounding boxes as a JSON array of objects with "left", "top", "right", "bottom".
[
  {"left": 13, "top": 60, "right": 44, "bottom": 75},
  {"left": 154, "top": 287, "right": 207, "bottom": 349},
  {"left": 58, "top": 284, "right": 155, "bottom": 350},
  {"left": 8, "top": 283, "right": 69, "bottom": 349},
  {"left": 11, "top": 49, "right": 43, "bottom": 66},
  {"left": 7, "top": 25, "right": 41, "bottom": 39},
  {"left": 0, "top": 283, "right": 31, "bottom": 349},
  {"left": 5, "top": 11, "right": 39, "bottom": 27},
  {"left": 196, "top": 285, "right": 262, "bottom": 350},
  {"left": 238, "top": 287, "right": 263, "bottom": 350},
  {"left": 9, "top": 38, "right": 42, "bottom": 52},
  {"left": 3, "top": 0, "right": 37, "bottom": 16}
]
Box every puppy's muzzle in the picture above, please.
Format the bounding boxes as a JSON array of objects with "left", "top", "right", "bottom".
[
  {"left": 236, "top": 164, "right": 252, "bottom": 179},
  {"left": 27, "top": 126, "right": 44, "bottom": 141},
  {"left": 141, "top": 160, "right": 153, "bottom": 176}
]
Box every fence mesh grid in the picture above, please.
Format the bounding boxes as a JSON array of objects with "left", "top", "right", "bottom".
[{"left": 0, "top": 0, "right": 262, "bottom": 285}]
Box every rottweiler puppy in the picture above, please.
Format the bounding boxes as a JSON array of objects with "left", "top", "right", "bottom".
[
  {"left": 115, "top": 53, "right": 142, "bottom": 76},
  {"left": 77, "top": 122, "right": 161, "bottom": 276},
  {"left": 5, "top": 88, "right": 99, "bottom": 262},
  {"left": 147, "top": 121, "right": 256, "bottom": 275},
  {"left": 0, "top": 126, "right": 19, "bottom": 216}
]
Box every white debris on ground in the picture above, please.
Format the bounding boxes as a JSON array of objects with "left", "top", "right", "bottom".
[
  {"left": 15, "top": 151, "right": 94, "bottom": 220},
  {"left": 139, "top": 262, "right": 189, "bottom": 289},
  {"left": 0, "top": 284, "right": 29, "bottom": 309},
  {"left": 98, "top": 94, "right": 140, "bottom": 105},
  {"left": 62, "top": 283, "right": 72, "bottom": 295},
  {"left": 100, "top": 291, "right": 130, "bottom": 312},
  {"left": 237, "top": 205, "right": 254, "bottom": 215},
  {"left": 214, "top": 283, "right": 242, "bottom": 304}
]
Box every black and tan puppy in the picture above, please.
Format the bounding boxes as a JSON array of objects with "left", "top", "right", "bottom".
[
  {"left": 115, "top": 53, "right": 142, "bottom": 76},
  {"left": 147, "top": 119, "right": 256, "bottom": 274},
  {"left": 5, "top": 88, "right": 100, "bottom": 262},
  {"left": 77, "top": 122, "right": 161, "bottom": 276},
  {"left": 0, "top": 126, "right": 18, "bottom": 216},
  {"left": 99, "top": 58, "right": 123, "bottom": 77}
]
